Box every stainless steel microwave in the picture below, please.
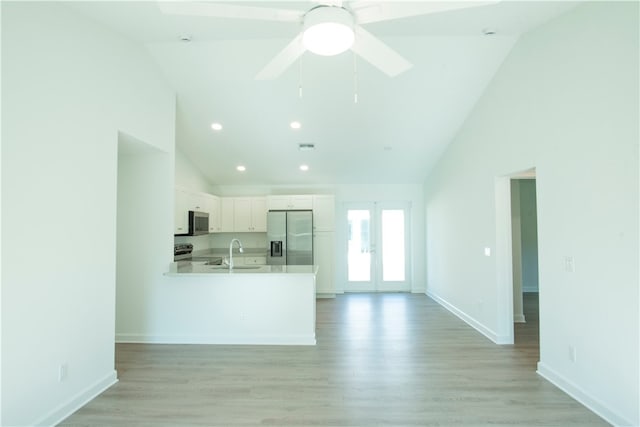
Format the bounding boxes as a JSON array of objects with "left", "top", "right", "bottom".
[{"left": 188, "top": 210, "right": 209, "bottom": 236}]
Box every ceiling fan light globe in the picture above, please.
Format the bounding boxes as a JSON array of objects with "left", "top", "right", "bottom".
[
  {"left": 302, "top": 6, "right": 355, "bottom": 57},
  {"left": 303, "top": 23, "right": 354, "bottom": 56}
]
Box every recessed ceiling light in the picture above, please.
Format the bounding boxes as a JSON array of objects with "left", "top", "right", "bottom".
[
  {"left": 180, "top": 34, "right": 192, "bottom": 42},
  {"left": 211, "top": 123, "right": 223, "bottom": 131},
  {"left": 482, "top": 28, "right": 496, "bottom": 36},
  {"left": 290, "top": 121, "right": 301, "bottom": 129},
  {"left": 236, "top": 165, "right": 246, "bottom": 172},
  {"left": 300, "top": 164, "right": 309, "bottom": 171}
]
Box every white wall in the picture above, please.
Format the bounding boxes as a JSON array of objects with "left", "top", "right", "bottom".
[
  {"left": 175, "top": 147, "right": 212, "bottom": 193},
  {"left": 1, "top": 3, "right": 175, "bottom": 426},
  {"left": 424, "top": 3, "right": 638, "bottom": 425}
]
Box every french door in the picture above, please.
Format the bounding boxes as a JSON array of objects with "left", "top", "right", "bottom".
[{"left": 345, "top": 202, "right": 411, "bottom": 292}]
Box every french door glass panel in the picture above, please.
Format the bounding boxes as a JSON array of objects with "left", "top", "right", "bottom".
[
  {"left": 381, "top": 209, "right": 405, "bottom": 282},
  {"left": 345, "top": 202, "right": 410, "bottom": 292},
  {"left": 347, "top": 209, "right": 371, "bottom": 282}
]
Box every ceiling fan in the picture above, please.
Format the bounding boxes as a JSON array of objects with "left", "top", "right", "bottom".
[{"left": 158, "top": 1, "right": 498, "bottom": 80}]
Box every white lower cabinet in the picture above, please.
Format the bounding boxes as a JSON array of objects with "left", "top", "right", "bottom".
[
  {"left": 313, "top": 231, "right": 335, "bottom": 295},
  {"left": 242, "top": 256, "right": 267, "bottom": 265}
]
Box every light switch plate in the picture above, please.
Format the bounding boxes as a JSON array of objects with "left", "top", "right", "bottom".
[{"left": 564, "top": 256, "right": 575, "bottom": 272}]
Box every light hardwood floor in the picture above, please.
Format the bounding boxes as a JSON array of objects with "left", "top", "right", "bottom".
[{"left": 61, "top": 293, "right": 608, "bottom": 426}]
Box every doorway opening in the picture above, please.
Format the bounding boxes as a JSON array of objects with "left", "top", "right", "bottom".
[
  {"left": 116, "top": 132, "right": 171, "bottom": 341},
  {"left": 495, "top": 167, "right": 540, "bottom": 348},
  {"left": 510, "top": 177, "right": 540, "bottom": 351},
  {"left": 344, "top": 202, "right": 411, "bottom": 292}
]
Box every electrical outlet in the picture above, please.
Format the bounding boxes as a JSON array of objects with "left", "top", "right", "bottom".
[
  {"left": 58, "top": 363, "right": 68, "bottom": 382},
  {"left": 484, "top": 247, "right": 491, "bottom": 257}
]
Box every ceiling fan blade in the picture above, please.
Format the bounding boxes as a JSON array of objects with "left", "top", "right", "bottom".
[
  {"left": 351, "top": 26, "right": 412, "bottom": 77},
  {"left": 158, "top": 1, "right": 303, "bottom": 23},
  {"left": 255, "top": 34, "right": 306, "bottom": 80},
  {"left": 352, "top": 1, "right": 500, "bottom": 25}
]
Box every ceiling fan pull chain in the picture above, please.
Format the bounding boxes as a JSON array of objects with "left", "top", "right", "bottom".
[{"left": 353, "top": 52, "right": 358, "bottom": 104}]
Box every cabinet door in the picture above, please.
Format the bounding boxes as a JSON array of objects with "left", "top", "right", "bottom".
[
  {"left": 291, "top": 195, "right": 313, "bottom": 209},
  {"left": 267, "top": 195, "right": 313, "bottom": 210},
  {"left": 313, "top": 195, "right": 335, "bottom": 231},
  {"left": 251, "top": 197, "right": 267, "bottom": 232},
  {"left": 221, "top": 198, "right": 235, "bottom": 232},
  {"left": 187, "top": 191, "right": 206, "bottom": 212},
  {"left": 243, "top": 256, "right": 266, "bottom": 265},
  {"left": 211, "top": 195, "right": 221, "bottom": 232},
  {"left": 233, "top": 198, "right": 252, "bottom": 232},
  {"left": 174, "top": 187, "right": 189, "bottom": 234},
  {"left": 203, "top": 194, "right": 220, "bottom": 233},
  {"left": 267, "top": 196, "right": 289, "bottom": 210},
  {"left": 313, "top": 231, "right": 335, "bottom": 294}
]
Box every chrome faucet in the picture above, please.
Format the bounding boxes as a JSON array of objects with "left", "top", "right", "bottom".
[{"left": 228, "top": 238, "right": 244, "bottom": 270}]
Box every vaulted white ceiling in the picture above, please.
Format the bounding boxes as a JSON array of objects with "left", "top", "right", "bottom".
[{"left": 69, "top": 1, "right": 578, "bottom": 185}]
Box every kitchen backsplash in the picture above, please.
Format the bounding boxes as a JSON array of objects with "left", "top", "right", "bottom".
[
  {"left": 174, "top": 233, "right": 211, "bottom": 252},
  {"left": 175, "top": 232, "right": 267, "bottom": 252},
  {"left": 210, "top": 232, "right": 267, "bottom": 249}
]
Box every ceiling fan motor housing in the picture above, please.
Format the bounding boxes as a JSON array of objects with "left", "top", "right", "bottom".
[{"left": 302, "top": 6, "right": 355, "bottom": 56}]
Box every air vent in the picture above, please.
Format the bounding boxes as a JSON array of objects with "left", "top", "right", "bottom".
[{"left": 298, "top": 143, "right": 315, "bottom": 151}]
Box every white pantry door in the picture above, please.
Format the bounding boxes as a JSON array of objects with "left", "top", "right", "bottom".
[{"left": 345, "top": 202, "right": 411, "bottom": 292}]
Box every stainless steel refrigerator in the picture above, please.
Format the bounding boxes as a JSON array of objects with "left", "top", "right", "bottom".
[{"left": 267, "top": 210, "right": 313, "bottom": 265}]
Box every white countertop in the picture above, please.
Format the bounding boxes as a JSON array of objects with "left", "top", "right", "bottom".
[{"left": 166, "top": 262, "right": 318, "bottom": 276}]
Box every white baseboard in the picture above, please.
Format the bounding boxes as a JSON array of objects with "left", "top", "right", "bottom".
[
  {"left": 426, "top": 291, "right": 511, "bottom": 344},
  {"left": 116, "top": 333, "right": 316, "bottom": 346},
  {"left": 537, "top": 362, "right": 635, "bottom": 426},
  {"left": 34, "top": 370, "right": 117, "bottom": 427},
  {"left": 514, "top": 313, "right": 526, "bottom": 323}
]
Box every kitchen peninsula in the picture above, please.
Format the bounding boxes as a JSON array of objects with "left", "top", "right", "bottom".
[{"left": 160, "top": 262, "right": 318, "bottom": 346}]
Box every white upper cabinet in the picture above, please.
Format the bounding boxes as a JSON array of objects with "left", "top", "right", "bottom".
[
  {"left": 203, "top": 193, "right": 221, "bottom": 233},
  {"left": 174, "top": 187, "right": 189, "bottom": 234},
  {"left": 175, "top": 190, "right": 333, "bottom": 235},
  {"left": 233, "top": 198, "right": 252, "bottom": 231},
  {"left": 221, "top": 197, "right": 267, "bottom": 232},
  {"left": 249, "top": 197, "right": 267, "bottom": 232},
  {"left": 312, "top": 195, "right": 335, "bottom": 231},
  {"left": 175, "top": 187, "right": 209, "bottom": 234},
  {"left": 267, "top": 195, "right": 313, "bottom": 210},
  {"left": 220, "top": 198, "right": 235, "bottom": 232}
]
